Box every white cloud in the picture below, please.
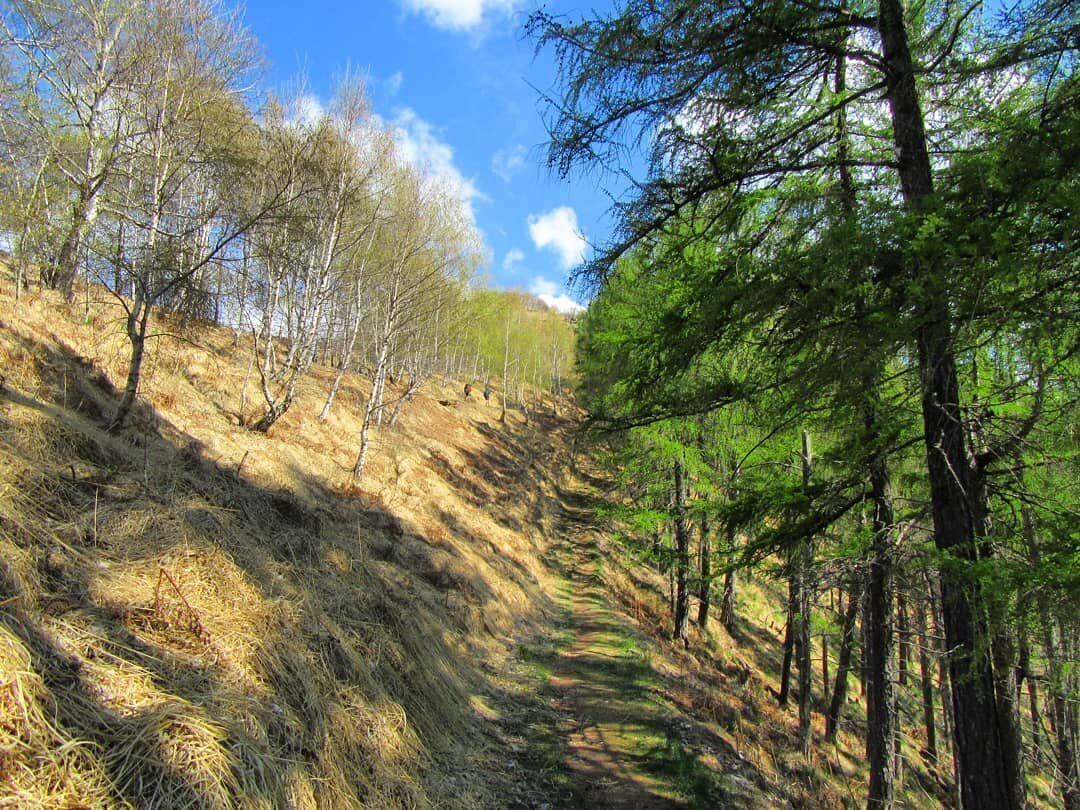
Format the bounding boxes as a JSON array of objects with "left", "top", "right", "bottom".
[
  {"left": 402, "top": 0, "right": 517, "bottom": 31},
  {"left": 385, "top": 71, "right": 404, "bottom": 96},
  {"left": 502, "top": 248, "right": 524, "bottom": 272},
  {"left": 387, "top": 107, "right": 487, "bottom": 225},
  {"left": 529, "top": 276, "right": 585, "bottom": 314},
  {"left": 528, "top": 206, "right": 587, "bottom": 270},
  {"left": 287, "top": 93, "right": 325, "bottom": 129},
  {"left": 530, "top": 276, "right": 559, "bottom": 297},
  {"left": 492, "top": 144, "right": 528, "bottom": 182}
]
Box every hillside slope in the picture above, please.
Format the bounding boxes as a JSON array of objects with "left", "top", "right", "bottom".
[
  {"left": 0, "top": 283, "right": 583, "bottom": 808},
  {"left": 1, "top": 282, "right": 841, "bottom": 809}
]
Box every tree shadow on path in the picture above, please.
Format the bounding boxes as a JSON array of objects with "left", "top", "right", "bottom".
[{"left": 534, "top": 478, "right": 790, "bottom": 809}]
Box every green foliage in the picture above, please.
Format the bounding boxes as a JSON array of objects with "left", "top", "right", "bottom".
[
  {"left": 541, "top": 0, "right": 1078, "bottom": 802},
  {"left": 457, "top": 288, "right": 576, "bottom": 394}
]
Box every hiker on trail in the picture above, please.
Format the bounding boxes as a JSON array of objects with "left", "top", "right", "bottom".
[
  {"left": 483, "top": 384, "right": 493, "bottom": 402},
  {"left": 464, "top": 383, "right": 473, "bottom": 399}
]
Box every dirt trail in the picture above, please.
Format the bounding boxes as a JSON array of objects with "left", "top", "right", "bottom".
[
  {"left": 543, "top": 482, "right": 686, "bottom": 808},
  {"left": 488, "top": 426, "right": 775, "bottom": 809}
]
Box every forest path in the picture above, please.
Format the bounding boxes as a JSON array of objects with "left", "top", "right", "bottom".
[
  {"left": 489, "top": 423, "right": 753, "bottom": 808},
  {"left": 542, "top": 479, "right": 687, "bottom": 808}
]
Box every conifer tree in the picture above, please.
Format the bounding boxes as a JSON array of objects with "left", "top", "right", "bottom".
[{"left": 534, "top": 1, "right": 1077, "bottom": 805}]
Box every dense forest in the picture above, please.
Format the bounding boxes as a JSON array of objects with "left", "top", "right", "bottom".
[{"left": 533, "top": 0, "right": 1078, "bottom": 807}]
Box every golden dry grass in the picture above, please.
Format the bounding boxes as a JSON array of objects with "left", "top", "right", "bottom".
[{"left": 0, "top": 277, "right": 577, "bottom": 808}]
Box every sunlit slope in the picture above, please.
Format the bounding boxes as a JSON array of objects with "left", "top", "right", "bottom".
[{"left": 0, "top": 281, "right": 574, "bottom": 809}]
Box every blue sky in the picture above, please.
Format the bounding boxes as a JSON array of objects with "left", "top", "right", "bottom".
[{"left": 240, "top": 0, "right": 618, "bottom": 312}]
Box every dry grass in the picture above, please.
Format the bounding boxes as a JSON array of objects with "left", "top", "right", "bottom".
[{"left": 0, "top": 277, "right": 575, "bottom": 808}]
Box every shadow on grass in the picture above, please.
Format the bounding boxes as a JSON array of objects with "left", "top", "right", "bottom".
[
  {"left": 640, "top": 736, "right": 732, "bottom": 809},
  {"left": 0, "top": 330, "right": 574, "bottom": 807}
]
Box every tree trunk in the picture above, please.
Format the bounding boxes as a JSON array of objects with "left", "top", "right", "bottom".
[
  {"left": 388, "top": 377, "right": 421, "bottom": 428},
  {"left": 1017, "top": 636, "right": 1041, "bottom": 765},
  {"left": 320, "top": 267, "right": 371, "bottom": 422},
  {"left": 15, "top": 251, "right": 25, "bottom": 303},
  {"left": 865, "top": 406, "right": 896, "bottom": 808},
  {"left": 796, "top": 429, "right": 813, "bottom": 758},
  {"left": 49, "top": 126, "right": 106, "bottom": 301},
  {"left": 720, "top": 568, "right": 737, "bottom": 632},
  {"left": 372, "top": 354, "right": 389, "bottom": 424},
  {"left": 668, "top": 556, "right": 676, "bottom": 619},
  {"left": 250, "top": 394, "right": 293, "bottom": 433},
  {"left": 914, "top": 591, "right": 938, "bottom": 765},
  {"left": 779, "top": 575, "right": 796, "bottom": 708},
  {"left": 353, "top": 338, "right": 390, "bottom": 482},
  {"left": 672, "top": 456, "right": 690, "bottom": 648},
  {"left": 251, "top": 357, "right": 302, "bottom": 434},
  {"left": 234, "top": 236, "right": 250, "bottom": 346},
  {"left": 825, "top": 580, "right": 861, "bottom": 743},
  {"left": 1047, "top": 622, "right": 1080, "bottom": 810},
  {"left": 499, "top": 313, "right": 510, "bottom": 423},
  {"left": 878, "top": 0, "right": 1020, "bottom": 803},
  {"left": 1024, "top": 503, "right": 1079, "bottom": 810},
  {"left": 970, "top": 458, "right": 1028, "bottom": 808},
  {"left": 320, "top": 346, "right": 354, "bottom": 420},
  {"left": 652, "top": 524, "right": 664, "bottom": 573},
  {"left": 697, "top": 515, "right": 711, "bottom": 627},
  {"left": 109, "top": 298, "right": 151, "bottom": 431},
  {"left": 719, "top": 522, "right": 737, "bottom": 632},
  {"left": 991, "top": 628, "right": 1027, "bottom": 809},
  {"left": 827, "top": 57, "right": 873, "bottom": 753},
  {"left": 823, "top": 601, "right": 833, "bottom": 709},
  {"left": 927, "top": 570, "right": 962, "bottom": 805},
  {"left": 860, "top": 586, "right": 869, "bottom": 701},
  {"left": 897, "top": 590, "right": 909, "bottom": 688}
]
